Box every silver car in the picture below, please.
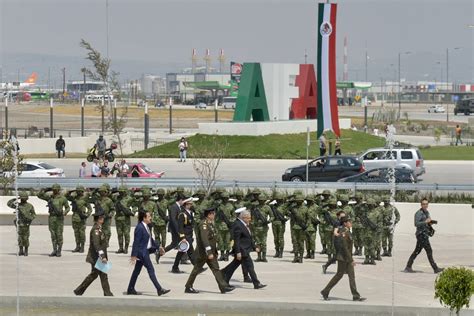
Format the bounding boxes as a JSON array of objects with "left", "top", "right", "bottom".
[{"left": 359, "top": 147, "right": 425, "bottom": 176}]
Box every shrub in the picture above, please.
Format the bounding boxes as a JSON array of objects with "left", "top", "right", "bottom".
[{"left": 434, "top": 267, "right": 474, "bottom": 315}]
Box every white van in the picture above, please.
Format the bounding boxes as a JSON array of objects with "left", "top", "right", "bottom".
[
  {"left": 222, "top": 96, "right": 237, "bottom": 109},
  {"left": 359, "top": 147, "right": 425, "bottom": 176}
]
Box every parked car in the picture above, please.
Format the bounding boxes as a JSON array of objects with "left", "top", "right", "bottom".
[
  {"left": 358, "top": 147, "right": 425, "bottom": 176},
  {"left": 427, "top": 105, "right": 445, "bottom": 113},
  {"left": 338, "top": 167, "right": 417, "bottom": 183},
  {"left": 195, "top": 102, "right": 207, "bottom": 109},
  {"left": 154, "top": 101, "right": 164, "bottom": 108},
  {"left": 454, "top": 98, "right": 474, "bottom": 116},
  {"left": 14, "top": 161, "right": 65, "bottom": 178},
  {"left": 127, "top": 163, "right": 164, "bottom": 178},
  {"left": 282, "top": 155, "right": 364, "bottom": 182}
]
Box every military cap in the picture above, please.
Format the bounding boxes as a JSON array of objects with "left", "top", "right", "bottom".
[
  {"left": 204, "top": 207, "right": 216, "bottom": 217},
  {"left": 118, "top": 185, "right": 128, "bottom": 192},
  {"left": 93, "top": 208, "right": 105, "bottom": 218},
  {"left": 52, "top": 184, "right": 61, "bottom": 191},
  {"left": 235, "top": 207, "right": 247, "bottom": 214},
  {"left": 76, "top": 185, "right": 85, "bottom": 192},
  {"left": 327, "top": 197, "right": 337, "bottom": 205},
  {"left": 366, "top": 198, "right": 377, "bottom": 205},
  {"left": 156, "top": 188, "right": 166, "bottom": 195},
  {"left": 221, "top": 191, "right": 230, "bottom": 198},
  {"left": 340, "top": 216, "right": 352, "bottom": 224},
  {"left": 19, "top": 191, "right": 29, "bottom": 199}
]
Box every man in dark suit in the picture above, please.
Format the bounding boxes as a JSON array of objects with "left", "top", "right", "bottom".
[
  {"left": 221, "top": 209, "right": 266, "bottom": 289},
  {"left": 74, "top": 210, "right": 113, "bottom": 296},
  {"left": 321, "top": 217, "right": 365, "bottom": 301},
  {"left": 164, "top": 194, "right": 185, "bottom": 253},
  {"left": 126, "top": 211, "right": 170, "bottom": 296}
]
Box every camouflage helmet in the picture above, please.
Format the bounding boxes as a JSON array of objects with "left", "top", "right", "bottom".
[
  {"left": 305, "top": 195, "right": 315, "bottom": 202},
  {"left": 338, "top": 194, "right": 349, "bottom": 203},
  {"left": 19, "top": 191, "right": 29, "bottom": 199},
  {"left": 294, "top": 194, "right": 305, "bottom": 202},
  {"left": 141, "top": 186, "right": 151, "bottom": 197},
  {"left": 103, "top": 183, "right": 111, "bottom": 191},
  {"left": 98, "top": 185, "right": 108, "bottom": 193},
  {"left": 118, "top": 185, "right": 128, "bottom": 193},
  {"left": 354, "top": 192, "right": 364, "bottom": 200},
  {"left": 251, "top": 188, "right": 261, "bottom": 195},
  {"left": 382, "top": 195, "right": 391, "bottom": 202},
  {"left": 176, "top": 186, "right": 185, "bottom": 193},
  {"left": 221, "top": 191, "right": 230, "bottom": 199},
  {"left": 258, "top": 194, "right": 267, "bottom": 201},
  {"left": 273, "top": 191, "right": 284, "bottom": 200},
  {"left": 156, "top": 188, "right": 166, "bottom": 195},
  {"left": 52, "top": 184, "right": 61, "bottom": 191},
  {"left": 233, "top": 190, "right": 244, "bottom": 197},
  {"left": 327, "top": 197, "right": 337, "bottom": 205},
  {"left": 76, "top": 185, "right": 85, "bottom": 192},
  {"left": 366, "top": 198, "right": 377, "bottom": 205},
  {"left": 322, "top": 189, "right": 331, "bottom": 196}
]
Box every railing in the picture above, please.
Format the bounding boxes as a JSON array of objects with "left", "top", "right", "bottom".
[{"left": 13, "top": 177, "right": 474, "bottom": 192}]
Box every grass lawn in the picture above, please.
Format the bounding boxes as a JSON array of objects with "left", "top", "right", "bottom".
[
  {"left": 419, "top": 146, "right": 474, "bottom": 160},
  {"left": 130, "top": 129, "right": 386, "bottom": 159}
]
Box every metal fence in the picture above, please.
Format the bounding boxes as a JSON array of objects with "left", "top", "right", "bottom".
[{"left": 13, "top": 177, "right": 474, "bottom": 192}]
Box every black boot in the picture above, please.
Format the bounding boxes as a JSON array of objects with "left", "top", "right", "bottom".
[
  {"left": 305, "top": 251, "right": 311, "bottom": 259},
  {"left": 72, "top": 243, "right": 80, "bottom": 253},
  {"left": 292, "top": 253, "right": 298, "bottom": 263},
  {"left": 56, "top": 245, "right": 62, "bottom": 257},
  {"left": 278, "top": 248, "right": 283, "bottom": 258},
  {"left": 298, "top": 252, "right": 304, "bottom": 263},
  {"left": 310, "top": 250, "right": 315, "bottom": 259},
  {"left": 155, "top": 252, "right": 160, "bottom": 264},
  {"left": 273, "top": 249, "right": 280, "bottom": 258},
  {"left": 49, "top": 244, "right": 57, "bottom": 257},
  {"left": 123, "top": 243, "right": 129, "bottom": 254},
  {"left": 320, "top": 246, "right": 327, "bottom": 255},
  {"left": 79, "top": 242, "right": 85, "bottom": 253},
  {"left": 24, "top": 247, "right": 28, "bottom": 256},
  {"left": 224, "top": 251, "right": 230, "bottom": 261},
  {"left": 261, "top": 252, "right": 267, "bottom": 262},
  {"left": 19, "top": 247, "right": 24, "bottom": 256},
  {"left": 218, "top": 251, "right": 225, "bottom": 261},
  {"left": 255, "top": 252, "right": 262, "bottom": 262}
]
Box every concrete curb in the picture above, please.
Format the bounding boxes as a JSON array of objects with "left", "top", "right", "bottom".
[{"left": 0, "top": 296, "right": 451, "bottom": 316}]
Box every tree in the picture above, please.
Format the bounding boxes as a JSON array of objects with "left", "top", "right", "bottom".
[
  {"left": 435, "top": 267, "right": 474, "bottom": 315},
  {"left": 0, "top": 140, "right": 23, "bottom": 195},
  {"left": 80, "top": 39, "right": 127, "bottom": 161},
  {"left": 192, "top": 135, "right": 228, "bottom": 196}
]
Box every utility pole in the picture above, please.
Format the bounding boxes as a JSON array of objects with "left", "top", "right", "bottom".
[
  {"left": 304, "top": 49, "right": 308, "bottom": 64},
  {"left": 62, "top": 67, "right": 66, "bottom": 102}
]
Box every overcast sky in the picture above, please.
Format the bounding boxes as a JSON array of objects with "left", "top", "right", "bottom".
[{"left": 0, "top": 0, "right": 472, "bottom": 84}]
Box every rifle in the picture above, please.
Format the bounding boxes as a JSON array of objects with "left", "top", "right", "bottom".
[
  {"left": 270, "top": 205, "right": 287, "bottom": 223},
  {"left": 116, "top": 200, "right": 134, "bottom": 217},
  {"left": 47, "top": 200, "right": 62, "bottom": 216},
  {"left": 289, "top": 208, "right": 307, "bottom": 231},
  {"left": 216, "top": 206, "right": 232, "bottom": 229},
  {"left": 156, "top": 205, "right": 169, "bottom": 223},
  {"left": 360, "top": 213, "right": 378, "bottom": 231},
  {"left": 323, "top": 210, "right": 338, "bottom": 227},
  {"left": 251, "top": 207, "right": 269, "bottom": 226}
]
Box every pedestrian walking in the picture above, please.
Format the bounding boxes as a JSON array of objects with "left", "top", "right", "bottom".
[
  {"left": 321, "top": 217, "right": 365, "bottom": 302},
  {"left": 178, "top": 137, "right": 188, "bottom": 162},
  {"left": 55, "top": 135, "right": 65, "bottom": 158},
  {"left": 455, "top": 125, "right": 463, "bottom": 145},
  {"left": 79, "top": 162, "right": 87, "bottom": 178},
  {"left": 404, "top": 198, "right": 444, "bottom": 274},
  {"left": 73, "top": 210, "right": 114, "bottom": 297}
]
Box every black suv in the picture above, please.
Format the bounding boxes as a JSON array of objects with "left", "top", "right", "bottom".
[
  {"left": 282, "top": 155, "right": 364, "bottom": 182},
  {"left": 454, "top": 98, "right": 474, "bottom": 116}
]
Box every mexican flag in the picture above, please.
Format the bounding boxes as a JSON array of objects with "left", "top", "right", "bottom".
[{"left": 317, "top": 2, "right": 340, "bottom": 138}]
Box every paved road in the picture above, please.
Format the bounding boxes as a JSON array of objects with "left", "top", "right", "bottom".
[{"left": 39, "top": 158, "right": 474, "bottom": 185}]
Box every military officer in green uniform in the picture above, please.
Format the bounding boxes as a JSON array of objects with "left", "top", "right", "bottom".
[
  {"left": 288, "top": 194, "right": 308, "bottom": 263},
  {"left": 216, "top": 191, "right": 235, "bottom": 261},
  {"left": 269, "top": 192, "right": 288, "bottom": 258},
  {"left": 91, "top": 185, "right": 115, "bottom": 247},
  {"left": 351, "top": 192, "right": 365, "bottom": 256},
  {"left": 113, "top": 185, "right": 136, "bottom": 254},
  {"left": 73, "top": 210, "right": 113, "bottom": 296},
  {"left": 381, "top": 195, "right": 400, "bottom": 257},
  {"left": 362, "top": 198, "right": 382, "bottom": 264},
  {"left": 318, "top": 189, "right": 333, "bottom": 254},
  {"left": 38, "top": 184, "right": 70, "bottom": 257},
  {"left": 184, "top": 207, "right": 234, "bottom": 294},
  {"left": 320, "top": 197, "right": 339, "bottom": 268},
  {"left": 250, "top": 194, "right": 272, "bottom": 262},
  {"left": 66, "top": 186, "right": 93, "bottom": 253},
  {"left": 8, "top": 192, "right": 36, "bottom": 256},
  {"left": 305, "top": 195, "right": 320, "bottom": 259},
  {"left": 153, "top": 188, "right": 169, "bottom": 249}
]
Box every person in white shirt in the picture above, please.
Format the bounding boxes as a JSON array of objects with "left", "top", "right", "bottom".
[
  {"left": 91, "top": 159, "right": 101, "bottom": 178},
  {"left": 79, "top": 162, "right": 87, "bottom": 178},
  {"left": 178, "top": 137, "right": 188, "bottom": 162}
]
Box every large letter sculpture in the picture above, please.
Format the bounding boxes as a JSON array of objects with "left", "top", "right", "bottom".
[{"left": 290, "top": 64, "right": 317, "bottom": 119}]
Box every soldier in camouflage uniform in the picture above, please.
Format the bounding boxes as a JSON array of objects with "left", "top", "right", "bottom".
[
  {"left": 362, "top": 198, "right": 382, "bottom": 264},
  {"left": 138, "top": 186, "right": 160, "bottom": 261},
  {"left": 216, "top": 191, "right": 235, "bottom": 261},
  {"left": 381, "top": 195, "right": 400, "bottom": 257},
  {"left": 38, "top": 184, "right": 70, "bottom": 257},
  {"left": 270, "top": 192, "right": 288, "bottom": 258},
  {"left": 113, "top": 185, "right": 136, "bottom": 254},
  {"left": 288, "top": 194, "right": 308, "bottom": 263},
  {"left": 193, "top": 189, "right": 212, "bottom": 228},
  {"left": 8, "top": 192, "right": 36, "bottom": 256},
  {"left": 231, "top": 190, "right": 245, "bottom": 208},
  {"left": 250, "top": 194, "right": 272, "bottom": 262},
  {"left": 318, "top": 190, "right": 333, "bottom": 254},
  {"left": 351, "top": 192, "right": 365, "bottom": 256},
  {"left": 153, "top": 188, "right": 169, "bottom": 249},
  {"left": 304, "top": 195, "right": 320, "bottom": 259},
  {"left": 92, "top": 185, "right": 115, "bottom": 247},
  {"left": 320, "top": 197, "right": 339, "bottom": 269},
  {"left": 66, "top": 186, "right": 92, "bottom": 253}
]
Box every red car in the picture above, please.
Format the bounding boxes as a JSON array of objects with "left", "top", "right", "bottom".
[{"left": 127, "top": 163, "right": 164, "bottom": 178}]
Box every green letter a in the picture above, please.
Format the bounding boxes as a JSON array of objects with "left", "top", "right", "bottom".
[{"left": 233, "top": 63, "right": 270, "bottom": 122}]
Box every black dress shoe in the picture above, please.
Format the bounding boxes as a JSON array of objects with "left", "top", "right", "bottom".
[
  {"left": 220, "top": 286, "right": 235, "bottom": 294},
  {"left": 353, "top": 297, "right": 366, "bottom": 302},
  {"left": 320, "top": 291, "right": 329, "bottom": 301},
  {"left": 185, "top": 287, "right": 199, "bottom": 294},
  {"left": 404, "top": 267, "right": 415, "bottom": 273},
  {"left": 322, "top": 265, "right": 327, "bottom": 274},
  {"left": 254, "top": 283, "right": 267, "bottom": 289},
  {"left": 434, "top": 268, "right": 444, "bottom": 274},
  {"left": 126, "top": 289, "right": 139, "bottom": 295},
  {"left": 104, "top": 292, "right": 114, "bottom": 296},
  {"left": 73, "top": 289, "right": 82, "bottom": 296},
  {"left": 158, "top": 288, "right": 171, "bottom": 296},
  {"left": 171, "top": 268, "right": 184, "bottom": 274}
]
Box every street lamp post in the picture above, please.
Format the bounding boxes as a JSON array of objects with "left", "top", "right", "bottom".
[
  {"left": 398, "top": 51, "right": 411, "bottom": 120},
  {"left": 446, "top": 47, "right": 462, "bottom": 122}
]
